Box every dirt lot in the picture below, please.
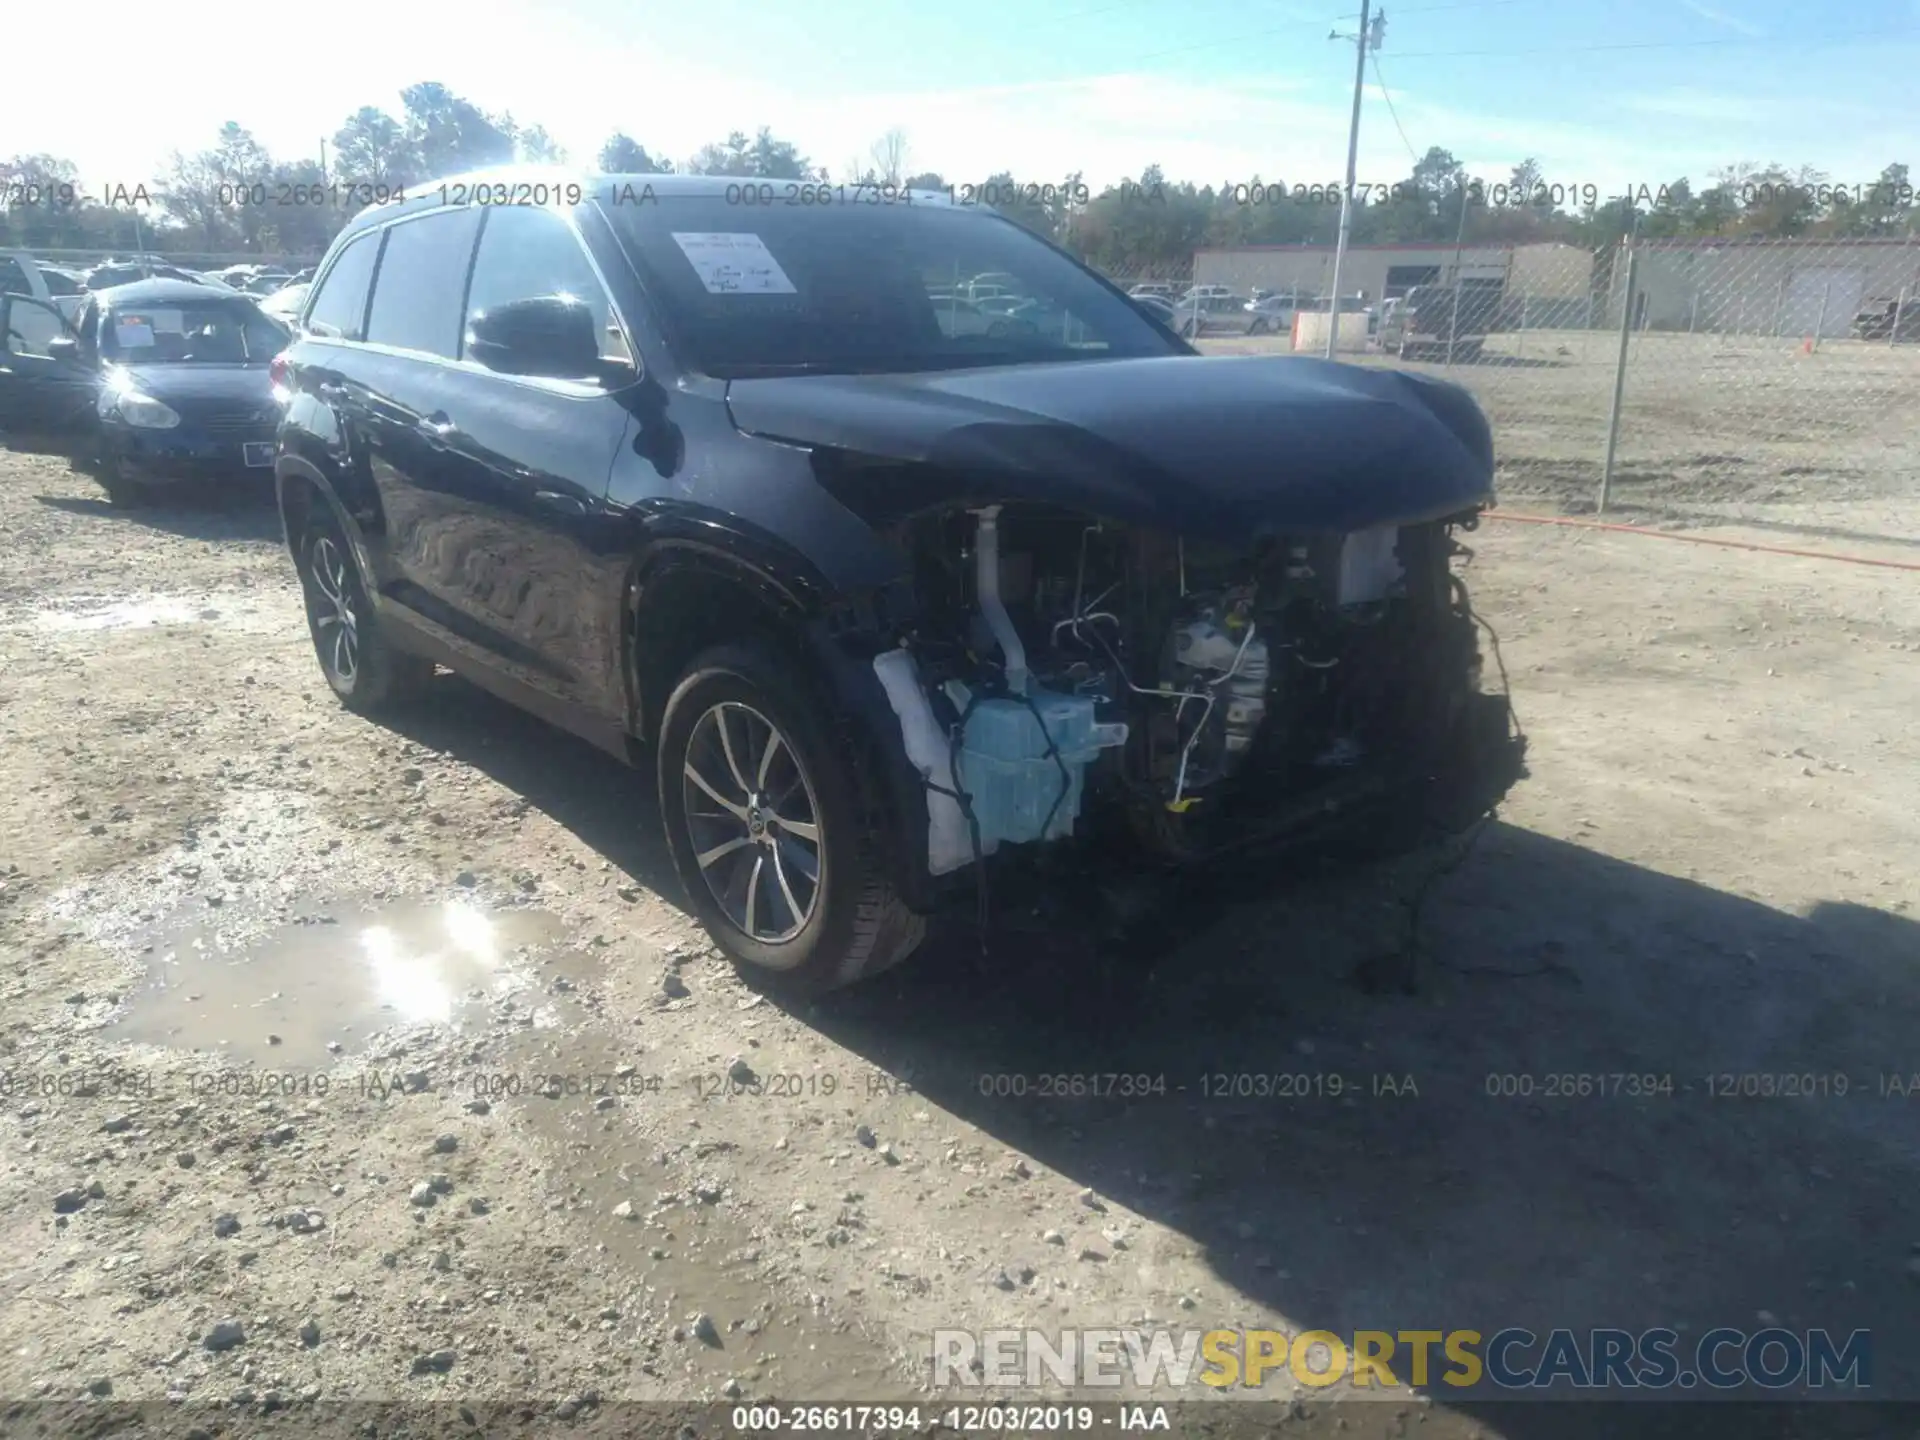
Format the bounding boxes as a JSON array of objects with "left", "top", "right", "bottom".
[
  {"left": 1, "top": 446, "right": 1917, "bottom": 1438},
  {"left": 1198, "top": 331, "right": 1920, "bottom": 545}
]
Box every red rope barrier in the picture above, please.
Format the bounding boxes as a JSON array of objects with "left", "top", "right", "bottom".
[{"left": 1481, "top": 511, "right": 1920, "bottom": 573}]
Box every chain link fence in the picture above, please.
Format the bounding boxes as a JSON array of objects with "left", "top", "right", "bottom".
[{"left": 1103, "top": 236, "right": 1920, "bottom": 537}]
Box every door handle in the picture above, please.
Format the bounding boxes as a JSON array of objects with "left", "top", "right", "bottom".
[{"left": 417, "top": 412, "right": 458, "bottom": 447}]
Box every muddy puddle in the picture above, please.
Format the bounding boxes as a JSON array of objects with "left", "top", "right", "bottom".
[{"left": 103, "top": 897, "right": 575, "bottom": 1068}]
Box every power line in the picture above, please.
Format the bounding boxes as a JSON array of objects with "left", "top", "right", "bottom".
[
  {"left": 1369, "top": 52, "right": 1422, "bottom": 165},
  {"left": 1128, "top": 23, "right": 1317, "bottom": 61},
  {"left": 1118, "top": 18, "right": 1915, "bottom": 68},
  {"left": 1384, "top": 23, "right": 1917, "bottom": 59}
]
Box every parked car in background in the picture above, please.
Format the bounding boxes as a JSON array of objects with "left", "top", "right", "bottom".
[
  {"left": 963, "top": 271, "right": 1022, "bottom": 300},
  {"left": 85, "top": 260, "right": 205, "bottom": 289},
  {"left": 0, "top": 280, "right": 289, "bottom": 504},
  {"left": 257, "top": 281, "right": 311, "bottom": 326},
  {"left": 1245, "top": 294, "right": 1302, "bottom": 333},
  {"left": 1167, "top": 290, "right": 1249, "bottom": 338},
  {"left": 931, "top": 294, "right": 1035, "bottom": 338},
  {"left": 267, "top": 169, "right": 1521, "bottom": 992},
  {"left": 1127, "top": 282, "right": 1175, "bottom": 300},
  {"left": 1128, "top": 294, "right": 1183, "bottom": 334},
  {"left": 1851, "top": 297, "right": 1920, "bottom": 342},
  {"left": 1377, "top": 285, "right": 1483, "bottom": 361},
  {"left": 1, "top": 251, "right": 89, "bottom": 322},
  {"left": 36, "top": 264, "right": 86, "bottom": 297}
]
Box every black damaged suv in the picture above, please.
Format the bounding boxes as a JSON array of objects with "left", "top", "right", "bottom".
[{"left": 272, "top": 170, "right": 1523, "bottom": 991}]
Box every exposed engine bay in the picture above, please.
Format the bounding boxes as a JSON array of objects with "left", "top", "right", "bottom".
[{"left": 871, "top": 502, "right": 1517, "bottom": 877}]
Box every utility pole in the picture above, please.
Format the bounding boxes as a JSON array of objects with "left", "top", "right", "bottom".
[{"left": 1324, "top": 3, "right": 1384, "bottom": 359}]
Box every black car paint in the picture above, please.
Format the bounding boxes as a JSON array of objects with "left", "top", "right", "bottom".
[
  {"left": 0, "top": 295, "right": 96, "bottom": 441},
  {"left": 724, "top": 355, "right": 1493, "bottom": 541},
  {"left": 274, "top": 172, "right": 1499, "bottom": 910},
  {"left": 0, "top": 281, "right": 284, "bottom": 482}
]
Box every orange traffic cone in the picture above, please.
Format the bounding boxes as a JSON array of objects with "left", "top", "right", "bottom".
[{"left": 1801, "top": 334, "right": 1814, "bottom": 355}]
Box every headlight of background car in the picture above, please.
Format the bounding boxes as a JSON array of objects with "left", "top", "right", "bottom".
[{"left": 99, "top": 389, "right": 181, "bottom": 429}]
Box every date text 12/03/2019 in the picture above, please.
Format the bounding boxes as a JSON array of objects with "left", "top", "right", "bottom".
[{"left": 727, "top": 1404, "right": 1173, "bottom": 1432}]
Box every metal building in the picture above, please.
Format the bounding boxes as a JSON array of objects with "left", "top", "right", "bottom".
[{"left": 1614, "top": 237, "right": 1920, "bottom": 337}]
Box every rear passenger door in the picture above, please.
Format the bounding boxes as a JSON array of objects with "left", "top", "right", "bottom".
[{"left": 343, "top": 206, "right": 492, "bottom": 654}]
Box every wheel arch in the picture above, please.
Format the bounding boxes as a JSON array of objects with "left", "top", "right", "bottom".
[
  {"left": 624, "top": 541, "right": 938, "bottom": 914},
  {"left": 275, "top": 457, "right": 371, "bottom": 576},
  {"left": 625, "top": 542, "right": 823, "bottom": 747}
]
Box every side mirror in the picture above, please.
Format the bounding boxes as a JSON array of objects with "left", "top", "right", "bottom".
[
  {"left": 466, "top": 295, "right": 604, "bottom": 380},
  {"left": 45, "top": 336, "right": 81, "bottom": 365}
]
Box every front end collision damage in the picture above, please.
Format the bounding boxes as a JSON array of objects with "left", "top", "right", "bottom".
[
  {"left": 681, "top": 356, "right": 1527, "bottom": 914},
  {"left": 841, "top": 497, "right": 1525, "bottom": 897}
]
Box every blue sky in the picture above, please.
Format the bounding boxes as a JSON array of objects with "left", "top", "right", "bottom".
[{"left": 5, "top": 0, "right": 1918, "bottom": 199}]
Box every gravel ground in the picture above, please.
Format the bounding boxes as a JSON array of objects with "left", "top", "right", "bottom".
[{"left": 2, "top": 447, "right": 1917, "bottom": 1438}]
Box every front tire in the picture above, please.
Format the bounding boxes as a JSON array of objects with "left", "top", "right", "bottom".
[
  {"left": 296, "top": 510, "right": 432, "bottom": 713},
  {"left": 658, "top": 643, "right": 924, "bottom": 993}
]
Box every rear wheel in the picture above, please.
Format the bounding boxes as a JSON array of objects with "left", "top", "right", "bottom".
[
  {"left": 658, "top": 643, "right": 924, "bottom": 992},
  {"left": 296, "top": 509, "right": 432, "bottom": 713}
]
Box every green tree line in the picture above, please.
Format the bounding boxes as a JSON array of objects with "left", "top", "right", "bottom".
[{"left": 3, "top": 82, "right": 1911, "bottom": 267}]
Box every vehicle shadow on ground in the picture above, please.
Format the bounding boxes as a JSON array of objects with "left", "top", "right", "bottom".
[
  {"left": 803, "top": 826, "right": 1920, "bottom": 1433},
  {"left": 34, "top": 489, "right": 282, "bottom": 545},
  {"left": 380, "top": 670, "right": 678, "bottom": 894},
  {"left": 365, "top": 674, "right": 1919, "bottom": 1433}
]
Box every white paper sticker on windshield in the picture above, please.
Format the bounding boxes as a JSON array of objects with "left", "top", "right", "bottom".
[
  {"left": 149, "top": 308, "right": 186, "bottom": 334},
  {"left": 670, "top": 232, "right": 797, "bottom": 295},
  {"left": 114, "top": 316, "right": 156, "bottom": 348}
]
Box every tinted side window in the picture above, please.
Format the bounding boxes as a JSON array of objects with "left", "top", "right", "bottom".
[
  {"left": 0, "top": 258, "right": 31, "bottom": 297},
  {"left": 305, "top": 231, "right": 380, "bottom": 341},
  {"left": 462, "top": 206, "right": 630, "bottom": 364},
  {"left": 366, "top": 208, "right": 482, "bottom": 359},
  {"left": 2, "top": 298, "right": 69, "bottom": 358}
]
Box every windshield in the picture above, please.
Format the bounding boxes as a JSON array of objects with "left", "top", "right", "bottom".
[
  {"left": 604, "top": 196, "right": 1179, "bottom": 377},
  {"left": 101, "top": 301, "right": 287, "bottom": 365}
]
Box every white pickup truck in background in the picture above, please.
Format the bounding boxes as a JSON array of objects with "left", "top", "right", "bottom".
[{"left": 1, "top": 251, "right": 88, "bottom": 323}]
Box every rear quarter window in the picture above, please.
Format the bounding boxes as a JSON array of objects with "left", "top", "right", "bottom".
[{"left": 304, "top": 230, "right": 381, "bottom": 341}]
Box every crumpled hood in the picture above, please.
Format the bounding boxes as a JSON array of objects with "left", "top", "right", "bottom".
[{"left": 725, "top": 354, "right": 1494, "bottom": 539}]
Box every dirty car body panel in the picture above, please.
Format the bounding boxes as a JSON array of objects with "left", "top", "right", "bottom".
[{"left": 271, "top": 170, "right": 1525, "bottom": 988}]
